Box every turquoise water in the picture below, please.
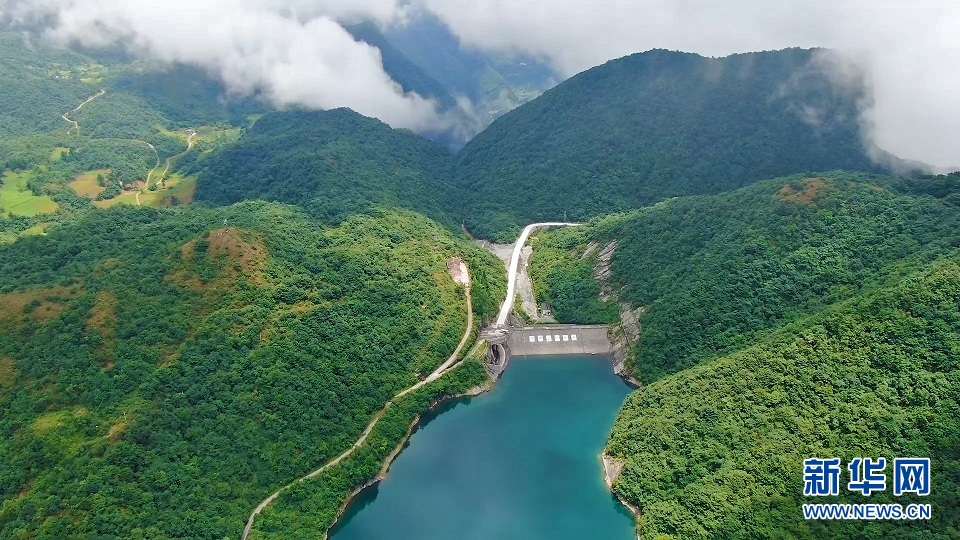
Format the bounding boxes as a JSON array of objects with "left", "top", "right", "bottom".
[{"left": 329, "top": 355, "right": 636, "bottom": 540}]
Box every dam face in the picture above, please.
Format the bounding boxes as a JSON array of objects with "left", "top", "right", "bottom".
[{"left": 506, "top": 325, "right": 612, "bottom": 357}]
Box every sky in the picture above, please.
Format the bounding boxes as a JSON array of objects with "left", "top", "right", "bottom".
[{"left": 1, "top": 0, "right": 957, "bottom": 167}]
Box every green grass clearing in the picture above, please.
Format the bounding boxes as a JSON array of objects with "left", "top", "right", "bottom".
[
  {"left": 21, "top": 223, "right": 50, "bottom": 237},
  {"left": 93, "top": 190, "right": 140, "bottom": 209},
  {"left": 195, "top": 125, "right": 241, "bottom": 143},
  {"left": 49, "top": 147, "right": 70, "bottom": 162},
  {"left": 1, "top": 170, "right": 59, "bottom": 217},
  {"left": 93, "top": 175, "right": 196, "bottom": 209},
  {"left": 156, "top": 125, "right": 193, "bottom": 143},
  {"left": 164, "top": 175, "right": 196, "bottom": 205},
  {"left": 69, "top": 169, "right": 110, "bottom": 199}
]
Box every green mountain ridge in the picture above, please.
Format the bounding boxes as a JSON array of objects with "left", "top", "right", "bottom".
[
  {"left": 344, "top": 22, "right": 458, "bottom": 112},
  {"left": 194, "top": 108, "right": 460, "bottom": 228},
  {"left": 454, "top": 48, "right": 889, "bottom": 240},
  {"left": 2, "top": 30, "right": 960, "bottom": 540},
  {"left": 529, "top": 171, "right": 960, "bottom": 538},
  {"left": 532, "top": 171, "right": 960, "bottom": 380},
  {"left": 380, "top": 13, "right": 556, "bottom": 116},
  {"left": 0, "top": 202, "right": 503, "bottom": 538},
  {"left": 608, "top": 257, "right": 960, "bottom": 538}
]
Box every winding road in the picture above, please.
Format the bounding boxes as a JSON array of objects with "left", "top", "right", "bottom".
[
  {"left": 241, "top": 271, "right": 474, "bottom": 540},
  {"left": 62, "top": 89, "right": 105, "bottom": 134},
  {"left": 160, "top": 131, "right": 197, "bottom": 180},
  {"left": 495, "top": 222, "right": 580, "bottom": 326},
  {"left": 61, "top": 91, "right": 194, "bottom": 207},
  {"left": 135, "top": 141, "right": 160, "bottom": 207},
  {"left": 241, "top": 222, "right": 576, "bottom": 538},
  {"left": 138, "top": 131, "right": 196, "bottom": 205}
]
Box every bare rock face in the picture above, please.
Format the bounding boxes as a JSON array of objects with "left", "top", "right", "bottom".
[
  {"left": 581, "top": 241, "right": 599, "bottom": 259},
  {"left": 589, "top": 241, "right": 644, "bottom": 385},
  {"left": 618, "top": 302, "right": 643, "bottom": 344},
  {"left": 602, "top": 453, "right": 625, "bottom": 488},
  {"left": 610, "top": 303, "right": 645, "bottom": 385},
  {"left": 593, "top": 241, "right": 617, "bottom": 301}
]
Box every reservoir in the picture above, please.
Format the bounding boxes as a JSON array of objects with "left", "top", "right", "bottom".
[{"left": 330, "top": 354, "right": 636, "bottom": 540}]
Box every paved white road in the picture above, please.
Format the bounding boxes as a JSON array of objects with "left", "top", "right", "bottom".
[{"left": 495, "top": 222, "right": 579, "bottom": 326}]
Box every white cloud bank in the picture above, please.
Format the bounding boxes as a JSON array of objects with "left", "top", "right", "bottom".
[
  {"left": 1, "top": 1, "right": 957, "bottom": 167},
  {"left": 424, "top": 0, "right": 960, "bottom": 168},
  {"left": 2, "top": 0, "right": 449, "bottom": 131}
]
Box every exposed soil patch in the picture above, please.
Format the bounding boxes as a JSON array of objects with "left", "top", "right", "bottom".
[
  {"left": 0, "top": 356, "right": 14, "bottom": 387},
  {"left": 208, "top": 228, "right": 267, "bottom": 274},
  {"left": 169, "top": 227, "right": 268, "bottom": 292},
  {"left": 86, "top": 290, "right": 117, "bottom": 369},
  {"left": 446, "top": 257, "right": 470, "bottom": 286},
  {"left": 0, "top": 284, "right": 80, "bottom": 325},
  {"left": 85, "top": 290, "right": 116, "bottom": 335},
  {"left": 106, "top": 418, "right": 131, "bottom": 442},
  {"left": 776, "top": 177, "right": 829, "bottom": 204},
  {"left": 69, "top": 169, "right": 111, "bottom": 199}
]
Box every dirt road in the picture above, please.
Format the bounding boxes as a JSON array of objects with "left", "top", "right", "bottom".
[
  {"left": 241, "top": 269, "right": 474, "bottom": 540},
  {"left": 62, "top": 89, "right": 105, "bottom": 134}
]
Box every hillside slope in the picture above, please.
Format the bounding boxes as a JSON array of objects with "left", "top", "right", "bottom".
[
  {"left": 454, "top": 48, "right": 885, "bottom": 240},
  {"left": 528, "top": 171, "right": 960, "bottom": 538},
  {"left": 195, "top": 109, "right": 461, "bottom": 227},
  {"left": 381, "top": 13, "right": 556, "bottom": 119},
  {"left": 0, "top": 202, "right": 503, "bottom": 538},
  {"left": 0, "top": 30, "right": 263, "bottom": 242},
  {"left": 531, "top": 172, "right": 960, "bottom": 383},
  {"left": 345, "top": 22, "right": 457, "bottom": 111},
  {"left": 607, "top": 259, "right": 960, "bottom": 538}
]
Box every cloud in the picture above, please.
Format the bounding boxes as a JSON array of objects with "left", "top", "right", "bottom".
[
  {"left": 4, "top": 0, "right": 448, "bottom": 132},
  {"left": 2, "top": 1, "right": 957, "bottom": 166},
  {"left": 423, "top": 0, "right": 960, "bottom": 168}
]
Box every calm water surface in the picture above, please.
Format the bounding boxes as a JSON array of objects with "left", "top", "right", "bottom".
[{"left": 329, "top": 355, "right": 635, "bottom": 540}]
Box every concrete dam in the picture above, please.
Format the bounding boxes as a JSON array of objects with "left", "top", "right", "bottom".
[
  {"left": 507, "top": 325, "right": 612, "bottom": 357},
  {"left": 483, "top": 324, "right": 613, "bottom": 377}
]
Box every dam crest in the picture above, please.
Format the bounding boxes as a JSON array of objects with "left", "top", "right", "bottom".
[{"left": 481, "top": 324, "right": 613, "bottom": 377}]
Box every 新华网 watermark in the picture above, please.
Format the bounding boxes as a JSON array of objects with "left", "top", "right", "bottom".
[{"left": 802, "top": 457, "right": 931, "bottom": 521}]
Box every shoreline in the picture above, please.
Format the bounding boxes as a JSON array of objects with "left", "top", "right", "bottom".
[
  {"left": 321, "top": 346, "right": 640, "bottom": 539},
  {"left": 601, "top": 452, "right": 642, "bottom": 540},
  {"left": 322, "top": 378, "right": 496, "bottom": 539},
  {"left": 616, "top": 370, "right": 643, "bottom": 389}
]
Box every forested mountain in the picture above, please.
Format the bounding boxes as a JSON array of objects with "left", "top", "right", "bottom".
[
  {"left": 0, "top": 32, "right": 94, "bottom": 139},
  {"left": 345, "top": 22, "right": 457, "bottom": 111},
  {"left": 196, "top": 109, "right": 461, "bottom": 227},
  {"left": 0, "top": 202, "right": 503, "bottom": 538},
  {"left": 4, "top": 22, "right": 960, "bottom": 540},
  {"left": 381, "top": 13, "right": 556, "bottom": 119},
  {"left": 0, "top": 29, "right": 261, "bottom": 242},
  {"left": 529, "top": 171, "right": 960, "bottom": 538},
  {"left": 531, "top": 171, "right": 960, "bottom": 381},
  {"left": 608, "top": 260, "right": 960, "bottom": 539},
  {"left": 454, "top": 48, "right": 891, "bottom": 240},
  {"left": 0, "top": 31, "right": 259, "bottom": 142},
  {"left": 348, "top": 17, "right": 557, "bottom": 147}
]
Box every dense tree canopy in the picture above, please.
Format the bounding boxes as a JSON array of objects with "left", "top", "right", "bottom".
[
  {"left": 196, "top": 109, "right": 462, "bottom": 227},
  {"left": 532, "top": 172, "right": 960, "bottom": 382},
  {"left": 0, "top": 202, "right": 502, "bottom": 538},
  {"left": 4, "top": 26, "right": 960, "bottom": 540},
  {"left": 530, "top": 171, "right": 960, "bottom": 538},
  {"left": 607, "top": 260, "right": 960, "bottom": 539},
  {"left": 453, "top": 48, "right": 894, "bottom": 240}
]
